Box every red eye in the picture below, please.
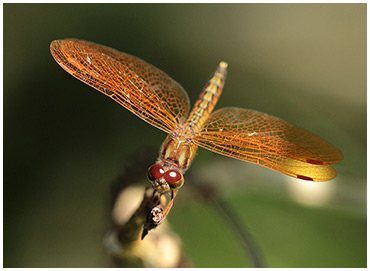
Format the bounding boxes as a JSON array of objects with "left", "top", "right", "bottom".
[
  {"left": 148, "top": 164, "right": 164, "bottom": 181},
  {"left": 164, "top": 170, "right": 181, "bottom": 184}
]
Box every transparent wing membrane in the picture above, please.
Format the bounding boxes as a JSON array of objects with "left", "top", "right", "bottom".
[
  {"left": 195, "top": 107, "right": 342, "bottom": 181},
  {"left": 50, "top": 39, "right": 190, "bottom": 134}
]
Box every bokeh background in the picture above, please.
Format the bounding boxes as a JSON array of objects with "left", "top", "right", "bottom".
[{"left": 4, "top": 3, "right": 366, "bottom": 268}]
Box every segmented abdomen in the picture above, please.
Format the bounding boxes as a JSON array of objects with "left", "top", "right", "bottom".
[{"left": 186, "top": 61, "right": 228, "bottom": 132}]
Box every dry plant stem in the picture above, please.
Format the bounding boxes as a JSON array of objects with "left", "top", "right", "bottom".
[
  {"left": 141, "top": 189, "right": 179, "bottom": 239},
  {"left": 163, "top": 190, "right": 179, "bottom": 218},
  {"left": 117, "top": 187, "right": 160, "bottom": 244},
  {"left": 117, "top": 187, "right": 179, "bottom": 243}
]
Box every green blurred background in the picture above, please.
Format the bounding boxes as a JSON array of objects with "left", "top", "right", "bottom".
[{"left": 4, "top": 3, "right": 366, "bottom": 268}]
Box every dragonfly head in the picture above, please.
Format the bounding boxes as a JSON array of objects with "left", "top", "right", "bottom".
[{"left": 147, "top": 164, "right": 184, "bottom": 193}]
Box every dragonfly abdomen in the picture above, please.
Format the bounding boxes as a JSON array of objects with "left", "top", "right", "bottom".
[{"left": 186, "top": 61, "right": 228, "bottom": 131}]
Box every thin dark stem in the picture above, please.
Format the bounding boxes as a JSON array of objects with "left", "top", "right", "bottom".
[
  {"left": 188, "top": 176, "right": 265, "bottom": 268},
  {"left": 211, "top": 196, "right": 265, "bottom": 268}
]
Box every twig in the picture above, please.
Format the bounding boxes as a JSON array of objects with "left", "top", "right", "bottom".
[{"left": 189, "top": 177, "right": 265, "bottom": 268}]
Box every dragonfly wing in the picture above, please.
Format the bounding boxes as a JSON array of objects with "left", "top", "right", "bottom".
[
  {"left": 194, "top": 107, "right": 343, "bottom": 181},
  {"left": 50, "top": 39, "right": 190, "bottom": 134}
]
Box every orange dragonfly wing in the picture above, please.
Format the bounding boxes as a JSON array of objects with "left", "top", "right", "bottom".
[
  {"left": 50, "top": 39, "right": 190, "bottom": 134},
  {"left": 194, "top": 107, "right": 343, "bottom": 181}
]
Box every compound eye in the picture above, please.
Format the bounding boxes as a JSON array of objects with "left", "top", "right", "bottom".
[
  {"left": 164, "top": 170, "right": 184, "bottom": 189},
  {"left": 148, "top": 164, "right": 164, "bottom": 181},
  {"left": 164, "top": 170, "right": 181, "bottom": 184}
]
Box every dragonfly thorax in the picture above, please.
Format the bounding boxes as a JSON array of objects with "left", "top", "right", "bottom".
[
  {"left": 147, "top": 133, "right": 197, "bottom": 193},
  {"left": 159, "top": 134, "right": 198, "bottom": 172}
]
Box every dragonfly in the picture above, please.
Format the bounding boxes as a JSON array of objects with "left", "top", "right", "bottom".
[{"left": 50, "top": 39, "right": 343, "bottom": 225}]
